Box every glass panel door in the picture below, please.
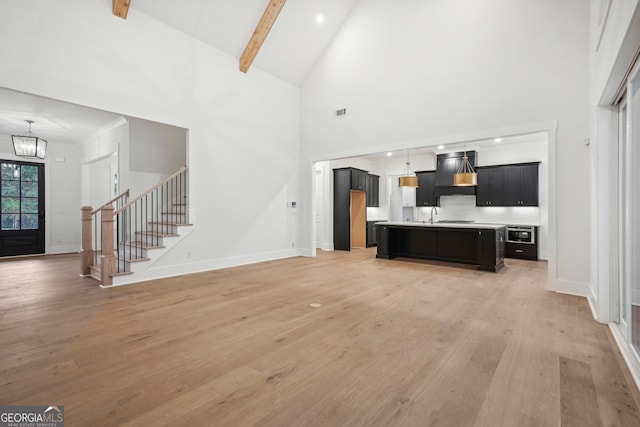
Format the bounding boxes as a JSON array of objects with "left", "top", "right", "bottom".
[
  {"left": 0, "top": 160, "right": 45, "bottom": 256},
  {"left": 619, "top": 97, "right": 629, "bottom": 337},
  {"left": 629, "top": 61, "right": 640, "bottom": 353}
]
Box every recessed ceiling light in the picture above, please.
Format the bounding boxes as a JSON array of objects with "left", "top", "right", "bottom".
[
  {"left": 438, "top": 145, "right": 445, "bottom": 150},
  {"left": 386, "top": 152, "right": 392, "bottom": 157},
  {"left": 316, "top": 14, "right": 324, "bottom": 23},
  {"left": 494, "top": 138, "right": 502, "bottom": 143}
]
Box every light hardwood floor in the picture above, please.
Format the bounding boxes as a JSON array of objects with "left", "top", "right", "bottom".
[{"left": 1, "top": 250, "right": 639, "bottom": 426}]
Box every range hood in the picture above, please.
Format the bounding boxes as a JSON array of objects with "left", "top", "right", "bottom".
[{"left": 435, "top": 151, "right": 477, "bottom": 197}]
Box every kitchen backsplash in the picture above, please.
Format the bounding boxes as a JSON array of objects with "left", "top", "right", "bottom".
[
  {"left": 366, "top": 207, "right": 388, "bottom": 221},
  {"left": 416, "top": 195, "right": 541, "bottom": 226}
]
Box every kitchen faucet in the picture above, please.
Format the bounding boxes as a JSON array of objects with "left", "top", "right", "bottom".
[{"left": 430, "top": 206, "right": 438, "bottom": 224}]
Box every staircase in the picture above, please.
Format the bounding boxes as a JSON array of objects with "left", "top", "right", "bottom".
[{"left": 81, "top": 166, "right": 192, "bottom": 287}]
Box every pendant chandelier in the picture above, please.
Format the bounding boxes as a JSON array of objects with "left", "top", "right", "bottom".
[
  {"left": 399, "top": 150, "right": 418, "bottom": 188},
  {"left": 453, "top": 144, "right": 477, "bottom": 186},
  {"left": 12, "top": 120, "right": 47, "bottom": 159}
]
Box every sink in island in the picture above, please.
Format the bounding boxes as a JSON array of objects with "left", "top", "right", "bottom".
[{"left": 375, "top": 221, "right": 507, "bottom": 272}]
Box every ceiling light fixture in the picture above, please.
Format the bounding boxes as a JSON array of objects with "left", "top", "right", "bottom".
[
  {"left": 399, "top": 150, "right": 418, "bottom": 188},
  {"left": 494, "top": 138, "right": 502, "bottom": 143},
  {"left": 386, "top": 152, "right": 393, "bottom": 157},
  {"left": 453, "top": 144, "right": 477, "bottom": 186},
  {"left": 316, "top": 14, "right": 324, "bottom": 23},
  {"left": 12, "top": 120, "right": 47, "bottom": 159},
  {"left": 438, "top": 145, "right": 445, "bottom": 150}
]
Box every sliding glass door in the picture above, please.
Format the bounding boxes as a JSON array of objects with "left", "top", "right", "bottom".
[
  {"left": 629, "top": 62, "right": 640, "bottom": 352},
  {"left": 618, "top": 96, "right": 629, "bottom": 339},
  {"left": 616, "top": 58, "right": 640, "bottom": 356}
]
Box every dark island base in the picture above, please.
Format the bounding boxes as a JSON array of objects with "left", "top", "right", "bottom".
[
  {"left": 376, "top": 253, "right": 505, "bottom": 272},
  {"left": 376, "top": 224, "right": 506, "bottom": 272}
]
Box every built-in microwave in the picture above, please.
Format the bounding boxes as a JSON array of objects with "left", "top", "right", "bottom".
[{"left": 506, "top": 226, "right": 535, "bottom": 244}]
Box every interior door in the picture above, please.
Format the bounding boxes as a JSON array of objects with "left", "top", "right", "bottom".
[{"left": 0, "top": 160, "right": 45, "bottom": 256}]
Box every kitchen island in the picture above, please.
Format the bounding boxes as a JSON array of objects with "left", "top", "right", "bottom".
[{"left": 376, "top": 221, "right": 506, "bottom": 272}]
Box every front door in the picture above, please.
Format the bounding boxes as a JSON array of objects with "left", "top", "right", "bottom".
[{"left": 0, "top": 160, "right": 45, "bottom": 256}]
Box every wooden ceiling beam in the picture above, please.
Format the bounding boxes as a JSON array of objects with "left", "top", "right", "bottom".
[
  {"left": 112, "top": 0, "right": 131, "bottom": 20},
  {"left": 239, "top": 0, "right": 287, "bottom": 73}
]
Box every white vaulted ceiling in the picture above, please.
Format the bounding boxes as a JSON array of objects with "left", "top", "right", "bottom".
[
  {"left": 132, "top": 0, "right": 361, "bottom": 85},
  {"left": 0, "top": 2, "right": 361, "bottom": 143}
]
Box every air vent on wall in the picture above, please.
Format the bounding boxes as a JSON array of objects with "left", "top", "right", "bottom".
[{"left": 335, "top": 108, "right": 347, "bottom": 118}]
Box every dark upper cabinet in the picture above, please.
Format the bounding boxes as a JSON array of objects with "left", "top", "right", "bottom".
[
  {"left": 435, "top": 151, "right": 477, "bottom": 187},
  {"left": 476, "top": 167, "right": 504, "bottom": 206},
  {"left": 504, "top": 163, "right": 538, "bottom": 206},
  {"left": 477, "top": 162, "right": 539, "bottom": 207},
  {"left": 366, "top": 174, "right": 380, "bottom": 207},
  {"left": 415, "top": 171, "right": 437, "bottom": 207},
  {"left": 351, "top": 169, "right": 367, "bottom": 191}
]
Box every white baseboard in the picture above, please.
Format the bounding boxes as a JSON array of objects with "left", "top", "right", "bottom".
[
  {"left": 47, "top": 245, "right": 80, "bottom": 254},
  {"left": 587, "top": 294, "right": 598, "bottom": 321},
  {"left": 316, "top": 242, "right": 334, "bottom": 252},
  {"left": 297, "top": 248, "right": 314, "bottom": 257},
  {"left": 548, "top": 277, "right": 590, "bottom": 298},
  {"left": 111, "top": 248, "right": 300, "bottom": 287},
  {"left": 610, "top": 324, "right": 640, "bottom": 392}
]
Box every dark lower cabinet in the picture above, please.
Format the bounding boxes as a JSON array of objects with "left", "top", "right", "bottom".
[
  {"left": 376, "top": 225, "right": 396, "bottom": 259},
  {"left": 505, "top": 242, "right": 537, "bottom": 260},
  {"left": 376, "top": 224, "right": 505, "bottom": 272},
  {"left": 479, "top": 227, "right": 506, "bottom": 268},
  {"left": 437, "top": 230, "right": 478, "bottom": 263},
  {"left": 505, "top": 227, "right": 538, "bottom": 260},
  {"left": 366, "top": 221, "right": 377, "bottom": 247},
  {"left": 397, "top": 227, "right": 439, "bottom": 258}
]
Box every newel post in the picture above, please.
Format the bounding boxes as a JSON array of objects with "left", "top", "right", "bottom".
[
  {"left": 80, "top": 206, "right": 94, "bottom": 275},
  {"left": 101, "top": 204, "right": 116, "bottom": 287}
]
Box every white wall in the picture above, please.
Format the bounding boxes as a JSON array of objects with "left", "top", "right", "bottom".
[
  {"left": 87, "top": 156, "right": 113, "bottom": 209},
  {"left": 129, "top": 117, "right": 187, "bottom": 199},
  {"left": 129, "top": 118, "right": 186, "bottom": 173},
  {"left": 0, "top": 135, "right": 81, "bottom": 254},
  {"left": 81, "top": 118, "right": 129, "bottom": 207},
  {"left": 301, "top": 0, "right": 590, "bottom": 294},
  {"left": 0, "top": 0, "right": 300, "bottom": 280}
]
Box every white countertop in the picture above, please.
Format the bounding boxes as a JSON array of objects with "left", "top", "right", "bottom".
[
  {"left": 499, "top": 222, "right": 541, "bottom": 227},
  {"left": 374, "top": 221, "right": 507, "bottom": 230}
]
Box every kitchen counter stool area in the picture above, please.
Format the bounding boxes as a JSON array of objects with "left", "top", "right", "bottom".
[{"left": 375, "top": 222, "right": 506, "bottom": 272}]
